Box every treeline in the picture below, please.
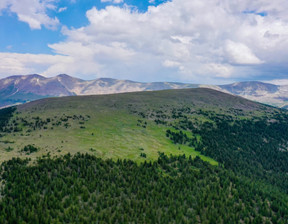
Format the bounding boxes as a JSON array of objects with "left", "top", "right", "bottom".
[
  {"left": 152, "top": 106, "right": 288, "bottom": 194},
  {"left": 0, "top": 153, "right": 287, "bottom": 223}
]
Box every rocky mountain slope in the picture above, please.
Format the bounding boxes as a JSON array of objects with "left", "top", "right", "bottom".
[
  {"left": 0, "top": 74, "right": 197, "bottom": 108},
  {"left": 204, "top": 81, "right": 288, "bottom": 108},
  {"left": 1, "top": 74, "right": 288, "bottom": 108}
]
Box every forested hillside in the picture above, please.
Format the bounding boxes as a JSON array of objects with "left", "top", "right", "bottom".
[
  {"left": 0, "top": 153, "right": 287, "bottom": 223},
  {"left": 0, "top": 88, "right": 288, "bottom": 223},
  {"left": 142, "top": 103, "right": 288, "bottom": 193}
]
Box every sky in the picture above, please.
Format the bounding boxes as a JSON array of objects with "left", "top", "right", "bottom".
[{"left": 1, "top": 0, "right": 288, "bottom": 84}]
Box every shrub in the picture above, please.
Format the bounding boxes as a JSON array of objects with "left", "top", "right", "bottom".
[{"left": 21, "top": 145, "right": 39, "bottom": 154}]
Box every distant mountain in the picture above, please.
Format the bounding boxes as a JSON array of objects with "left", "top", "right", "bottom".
[
  {"left": 1, "top": 74, "right": 288, "bottom": 108},
  {"left": 219, "top": 81, "right": 278, "bottom": 95},
  {"left": 208, "top": 81, "right": 288, "bottom": 108},
  {"left": 0, "top": 74, "right": 197, "bottom": 108}
]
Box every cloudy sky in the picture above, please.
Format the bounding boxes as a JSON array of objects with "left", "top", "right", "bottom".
[{"left": 1, "top": 0, "right": 288, "bottom": 84}]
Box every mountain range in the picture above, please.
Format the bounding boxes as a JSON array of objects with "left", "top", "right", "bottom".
[
  {"left": 204, "top": 81, "right": 288, "bottom": 109},
  {"left": 1, "top": 74, "right": 288, "bottom": 109},
  {"left": 0, "top": 74, "right": 197, "bottom": 108}
]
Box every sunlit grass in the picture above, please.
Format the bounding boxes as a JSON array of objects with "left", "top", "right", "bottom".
[{"left": 1, "top": 88, "right": 272, "bottom": 165}]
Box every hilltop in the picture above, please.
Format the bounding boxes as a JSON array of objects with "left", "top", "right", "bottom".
[
  {"left": 0, "top": 87, "right": 271, "bottom": 163},
  {"left": 0, "top": 88, "right": 288, "bottom": 223}
]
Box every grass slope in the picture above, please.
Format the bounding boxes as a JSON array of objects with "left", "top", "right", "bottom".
[{"left": 0, "top": 88, "right": 277, "bottom": 164}]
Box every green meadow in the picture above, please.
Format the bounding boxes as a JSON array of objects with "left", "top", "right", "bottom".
[
  {"left": 0, "top": 88, "right": 280, "bottom": 164},
  {"left": 0, "top": 89, "right": 234, "bottom": 164}
]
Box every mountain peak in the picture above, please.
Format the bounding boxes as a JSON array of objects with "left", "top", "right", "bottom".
[
  {"left": 25, "top": 74, "right": 46, "bottom": 80},
  {"left": 56, "top": 74, "right": 72, "bottom": 79}
]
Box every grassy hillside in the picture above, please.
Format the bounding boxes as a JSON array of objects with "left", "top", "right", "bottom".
[
  {"left": 0, "top": 88, "right": 230, "bottom": 164},
  {"left": 1, "top": 88, "right": 288, "bottom": 223},
  {"left": 0, "top": 88, "right": 281, "bottom": 164}
]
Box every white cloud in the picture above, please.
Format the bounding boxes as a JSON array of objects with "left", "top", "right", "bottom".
[
  {"left": 53, "top": 1, "right": 271, "bottom": 82},
  {"left": 0, "top": 53, "right": 74, "bottom": 76},
  {"left": 101, "top": 0, "right": 124, "bottom": 4},
  {"left": 225, "top": 40, "right": 264, "bottom": 65},
  {"left": 2, "top": 0, "right": 288, "bottom": 83},
  {"left": 58, "top": 7, "right": 67, "bottom": 13},
  {"left": 0, "top": 0, "right": 59, "bottom": 29},
  {"left": 206, "top": 63, "right": 234, "bottom": 78},
  {"left": 163, "top": 60, "right": 181, "bottom": 68},
  {"left": 264, "top": 79, "right": 288, "bottom": 85}
]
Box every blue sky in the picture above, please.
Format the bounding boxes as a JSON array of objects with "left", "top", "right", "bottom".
[
  {"left": 1, "top": 0, "right": 288, "bottom": 84},
  {"left": 0, "top": 0, "right": 165, "bottom": 54}
]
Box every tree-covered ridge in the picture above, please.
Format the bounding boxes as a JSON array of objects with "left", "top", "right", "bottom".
[
  {"left": 196, "top": 115, "right": 288, "bottom": 192},
  {"left": 137, "top": 105, "right": 288, "bottom": 193},
  {"left": 0, "top": 153, "right": 287, "bottom": 224}
]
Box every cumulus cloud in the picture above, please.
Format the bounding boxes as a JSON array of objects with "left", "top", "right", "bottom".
[
  {"left": 101, "top": 0, "right": 123, "bottom": 4},
  {"left": 0, "top": 0, "right": 59, "bottom": 29},
  {"left": 225, "top": 40, "right": 263, "bottom": 65},
  {"left": 2, "top": 0, "right": 288, "bottom": 83},
  {"left": 52, "top": 0, "right": 277, "bottom": 82},
  {"left": 0, "top": 53, "right": 73, "bottom": 76}
]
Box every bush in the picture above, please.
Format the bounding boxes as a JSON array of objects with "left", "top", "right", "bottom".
[
  {"left": 5, "top": 147, "right": 14, "bottom": 152},
  {"left": 21, "top": 145, "right": 39, "bottom": 154},
  {"left": 140, "top": 152, "right": 147, "bottom": 158}
]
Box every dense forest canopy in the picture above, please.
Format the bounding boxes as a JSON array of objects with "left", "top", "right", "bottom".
[{"left": 0, "top": 153, "right": 287, "bottom": 223}]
